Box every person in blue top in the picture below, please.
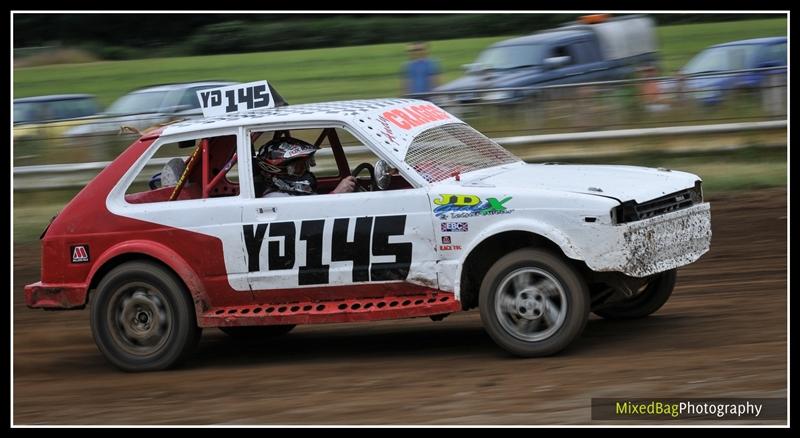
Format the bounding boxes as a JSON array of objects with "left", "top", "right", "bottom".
[{"left": 402, "top": 42, "right": 441, "bottom": 96}]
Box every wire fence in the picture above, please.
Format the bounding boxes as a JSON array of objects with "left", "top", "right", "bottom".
[
  {"left": 13, "top": 120, "right": 787, "bottom": 192},
  {"left": 412, "top": 67, "right": 786, "bottom": 135},
  {"left": 12, "top": 67, "right": 787, "bottom": 168}
]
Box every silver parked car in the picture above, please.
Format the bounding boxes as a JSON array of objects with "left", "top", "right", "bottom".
[{"left": 64, "top": 81, "right": 237, "bottom": 138}]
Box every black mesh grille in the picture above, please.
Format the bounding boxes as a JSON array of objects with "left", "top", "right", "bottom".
[
  {"left": 614, "top": 184, "right": 702, "bottom": 224},
  {"left": 635, "top": 189, "right": 696, "bottom": 220}
]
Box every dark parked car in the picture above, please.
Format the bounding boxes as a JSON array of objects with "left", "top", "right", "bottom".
[
  {"left": 14, "top": 94, "right": 101, "bottom": 141},
  {"left": 432, "top": 14, "right": 658, "bottom": 106},
  {"left": 678, "top": 37, "right": 787, "bottom": 105}
]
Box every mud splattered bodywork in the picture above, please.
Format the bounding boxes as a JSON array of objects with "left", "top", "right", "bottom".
[{"left": 581, "top": 204, "right": 712, "bottom": 277}]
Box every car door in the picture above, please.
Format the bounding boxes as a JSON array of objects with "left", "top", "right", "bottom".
[
  {"left": 238, "top": 125, "right": 439, "bottom": 297},
  {"left": 575, "top": 38, "right": 609, "bottom": 82},
  {"left": 110, "top": 130, "right": 254, "bottom": 306}
]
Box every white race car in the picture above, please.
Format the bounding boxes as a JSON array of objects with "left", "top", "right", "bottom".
[{"left": 26, "top": 81, "right": 711, "bottom": 371}]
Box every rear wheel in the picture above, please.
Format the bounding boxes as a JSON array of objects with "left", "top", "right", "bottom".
[
  {"left": 479, "top": 248, "right": 589, "bottom": 357},
  {"left": 90, "top": 261, "right": 201, "bottom": 372},
  {"left": 593, "top": 269, "right": 677, "bottom": 319}
]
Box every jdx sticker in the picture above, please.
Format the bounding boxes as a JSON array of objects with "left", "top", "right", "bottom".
[
  {"left": 197, "top": 80, "right": 274, "bottom": 117},
  {"left": 433, "top": 194, "right": 514, "bottom": 219},
  {"left": 242, "top": 215, "right": 412, "bottom": 285}
]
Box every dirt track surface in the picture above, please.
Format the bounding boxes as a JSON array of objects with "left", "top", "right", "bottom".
[{"left": 13, "top": 189, "right": 787, "bottom": 425}]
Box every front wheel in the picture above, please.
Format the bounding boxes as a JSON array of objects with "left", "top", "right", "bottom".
[
  {"left": 479, "top": 248, "right": 589, "bottom": 357},
  {"left": 593, "top": 269, "right": 677, "bottom": 320},
  {"left": 90, "top": 261, "right": 201, "bottom": 372}
]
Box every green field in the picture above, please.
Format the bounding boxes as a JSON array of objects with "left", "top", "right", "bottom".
[{"left": 14, "top": 18, "right": 787, "bottom": 106}]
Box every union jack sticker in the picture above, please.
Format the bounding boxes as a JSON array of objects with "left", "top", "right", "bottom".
[{"left": 71, "top": 245, "right": 90, "bottom": 263}]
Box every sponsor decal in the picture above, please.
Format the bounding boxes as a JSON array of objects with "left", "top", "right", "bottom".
[
  {"left": 242, "top": 215, "right": 411, "bottom": 285},
  {"left": 197, "top": 80, "right": 274, "bottom": 117},
  {"left": 382, "top": 104, "right": 451, "bottom": 130},
  {"left": 283, "top": 145, "right": 310, "bottom": 158},
  {"left": 433, "top": 194, "right": 480, "bottom": 206},
  {"left": 441, "top": 236, "right": 452, "bottom": 244},
  {"left": 71, "top": 245, "right": 90, "bottom": 263},
  {"left": 376, "top": 116, "right": 399, "bottom": 146},
  {"left": 439, "top": 244, "right": 462, "bottom": 251},
  {"left": 433, "top": 194, "right": 514, "bottom": 219},
  {"left": 441, "top": 222, "right": 469, "bottom": 233}
]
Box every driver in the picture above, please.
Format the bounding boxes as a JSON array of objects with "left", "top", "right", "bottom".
[{"left": 255, "top": 136, "right": 355, "bottom": 197}]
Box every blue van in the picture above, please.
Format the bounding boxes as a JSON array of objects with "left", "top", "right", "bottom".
[{"left": 432, "top": 15, "right": 658, "bottom": 105}]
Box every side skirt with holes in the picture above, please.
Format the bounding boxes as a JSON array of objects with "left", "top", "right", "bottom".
[{"left": 198, "top": 291, "right": 459, "bottom": 327}]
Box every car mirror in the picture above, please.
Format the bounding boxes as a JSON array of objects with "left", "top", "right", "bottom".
[
  {"left": 544, "top": 56, "right": 571, "bottom": 70},
  {"left": 374, "top": 159, "right": 392, "bottom": 190}
]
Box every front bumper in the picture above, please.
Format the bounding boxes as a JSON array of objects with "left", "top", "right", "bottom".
[
  {"left": 582, "top": 203, "right": 712, "bottom": 277},
  {"left": 24, "top": 281, "right": 88, "bottom": 309}
]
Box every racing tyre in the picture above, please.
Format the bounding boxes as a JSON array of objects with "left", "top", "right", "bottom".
[
  {"left": 593, "top": 269, "right": 677, "bottom": 320},
  {"left": 219, "top": 325, "right": 296, "bottom": 339},
  {"left": 479, "top": 248, "right": 589, "bottom": 357},
  {"left": 90, "top": 261, "right": 202, "bottom": 372}
]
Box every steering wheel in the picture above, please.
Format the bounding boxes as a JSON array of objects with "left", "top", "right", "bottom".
[{"left": 351, "top": 163, "right": 377, "bottom": 192}]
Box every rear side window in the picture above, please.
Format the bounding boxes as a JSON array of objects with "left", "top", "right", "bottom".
[
  {"left": 125, "top": 134, "right": 240, "bottom": 203},
  {"left": 50, "top": 98, "right": 99, "bottom": 119},
  {"left": 179, "top": 87, "right": 213, "bottom": 109}
]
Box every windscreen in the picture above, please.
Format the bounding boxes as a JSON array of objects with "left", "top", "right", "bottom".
[
  {"left": 106, "top": 90, "right": 170, "bottom": 115},
  {"left": 404, "top": 123, "right": 521, "bottom": 183},
  {"left": 682, "top": 45, "right": 760, "bottom": 74},
  {"left": 475, "top": 44, "right": 545, "bottom": 70}
]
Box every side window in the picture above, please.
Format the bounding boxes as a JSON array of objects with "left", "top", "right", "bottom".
[
  {"left": 728, "top": 47, "right": 749, "bottom": 70},
  {"left": 251, "top": 128, "right": 341, "bottom": 177},
  {"left": 575, "top": 40, "right": 599, "bottom": 63},
  {"left": 763, "top": 43, "right": 787, "bottom": 65},
  {"left": 248, "top": 126, "right": 412, "bottom": 197},
  {"left": 37, "top": 103, "right": 55, "bottom": 121},
  {"left": 552, "top": 45, "right": 569, "bottom": 58},
  {"left": 179, "top": 88, "right": 205, "bottom": 109},
  {"left": 125, "top": 134, "right": 239, "bottom": 204},
  {"left": 51, "top": 99, "right": 94, "bottom": 120}
]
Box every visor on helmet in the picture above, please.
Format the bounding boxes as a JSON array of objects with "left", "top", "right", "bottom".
[{"left": 285, "top": 157, "right": 312, "bottom": 176}]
